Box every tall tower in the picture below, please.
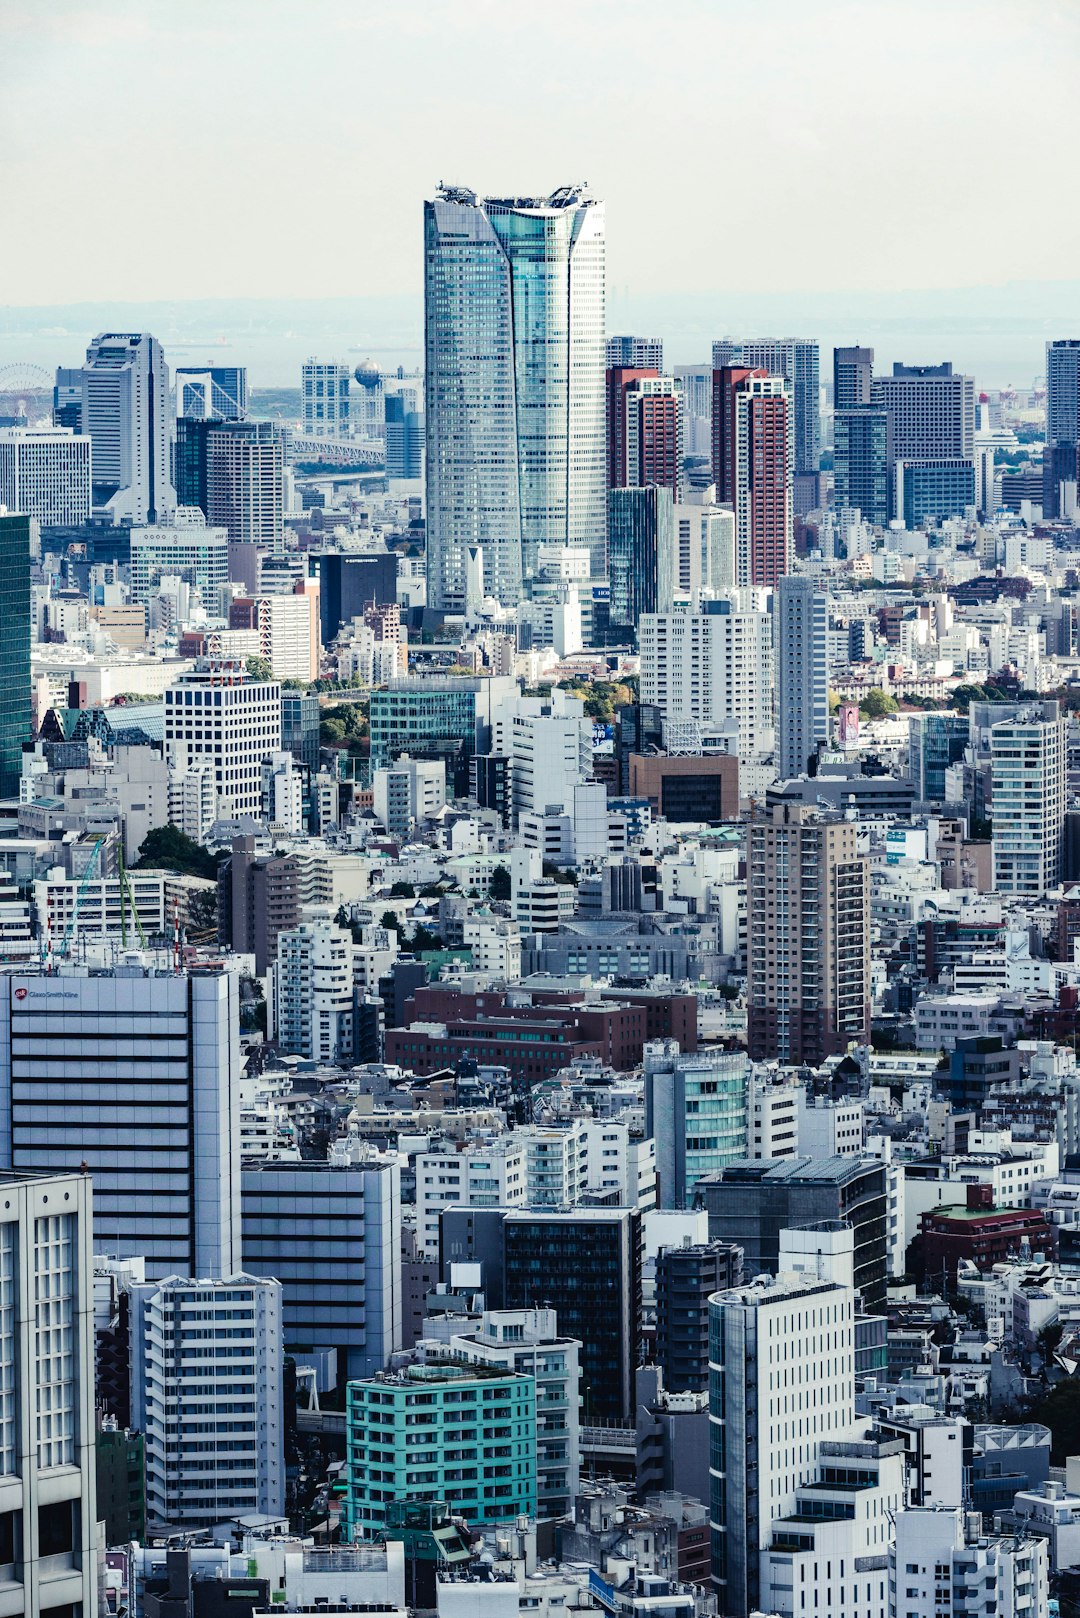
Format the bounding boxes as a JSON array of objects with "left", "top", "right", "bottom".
[
  {"left": 1045, "top": 339, "right": 1080, "bottom": 517},
  {"left": 775, "top": 574, "right": 829, "bottom": 779},
  {"left": 64, "top": 332, "right": 176, "bottom": 523},
  {"left": 301, "top": 359, "right": 351, "bottom": 437},
  {"left": 424, "top": 183, "right": 606, "bottom": 609},
  {"left": 733, "top": 374, "right": 793, "bottom": 586},
  {"left": 0, "top": 513, "right": 32, "bottom": 799},
  {"left": 747, "top": 804, "right": 870, "bottom": 1063},
  {"left": 832, "top": 345, "right": 873, "bottom": 409},
  {"left": 712, "top": 338, "right": 820, "bottom": 477},
  {"left": 990, "top": 701, "right": 1067, "bottom": 894}
]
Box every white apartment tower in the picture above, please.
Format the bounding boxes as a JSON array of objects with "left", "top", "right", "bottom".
[
  {"left": 302, "top": 359, "right": 351, "bottom": 437},
  {"left": 990, "top": 701, "right": 1067, "bottom": 895},
  {"left": 0, "top": 969, "right": 241, "bottom": 1280},
  {"left": 639, "top": 596, "right": 775, "bottom": 760},
  {"left": 130, "top": 1272, "right": 284, "bottom": 1534},
  {"left": 270, "top": 915, "right": 355, "bottom": 1063},
  {"left": 0, "top": 1170, "right": 97, "bottom": 1617},
  {"left": 425, "top": 184, "right": 606, "bottom": 608},
  {"left": 0, "top": 427, "right": 91, "bottom": 527},
  {"left": 164, "top": 660, "right": 282, "bottom": 819},
  {"left": 206, "top": 420, "right": 285, "bottom": 550},
  {"left": 775, "top": 574, "right": 829, "bottom": 780},
  {"left": 61, "top": 331, "right": 176, "bottom": 524}
]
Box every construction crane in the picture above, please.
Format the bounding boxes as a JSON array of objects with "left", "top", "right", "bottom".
[
  {"left": 57, "top": 836, "right": 107, "bottom": 958},
  {"left": 117, "top": 845, "right": 147, "bottom": 950}
]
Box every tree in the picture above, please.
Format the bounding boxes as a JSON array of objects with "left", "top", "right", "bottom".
[
  {"left": 1025, "top": 1380, "right": 1080, "bottom": 1463},
  {"left": 389, "top": 880, "right": 415, "bottom": 898},
  {"left": 490, "top": 865, "right": 512, "bottom": 901},
  {"left": 134, "top": 825, "right": 218, "bottom": 881},
  {"left": 186, "top": 889, "right": 219, "bottom": 938},
  {"left": 379, "top": 911, "right": 400, "bottom": 932},
  {"left": 245, "top": 656, "right": 273, "bottom": 681},
  {"left": 859, "top": 688, "right": 898, "bottom": 719},
  {"left": 320, "top": 718, "right": 348, "bottom": 745}
]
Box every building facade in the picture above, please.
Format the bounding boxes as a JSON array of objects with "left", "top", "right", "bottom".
[
  {"left": 0, "top": 514, "right": 31, "bottom": 800},
  {"left": 164, "top": 660, "right": 282, "bottom": 819},
  {"left": 644, "top": 1041, "right": 749, "bottom": 1209},
  {"left": 775, "top": 574, "right": 829, "bottom": 780},
  {"left": 58, "top": 331, "right": 176, "bottom": 524},
  {"left": 0, "top": 426, "right": 91, "bottom": 527}
]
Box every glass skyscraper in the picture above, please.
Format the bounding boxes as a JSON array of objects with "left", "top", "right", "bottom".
[
  {"left": 0, "top": 514, "right": 31, "bottom": 799},
  {"left": 608, "top": 484, "right": 674, "bottom": 629},
  {"left": 424, "top": 184, "right": 606, "bottom": 610}
]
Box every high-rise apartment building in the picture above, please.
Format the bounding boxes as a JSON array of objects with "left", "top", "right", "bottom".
[
  {"left": 129, "top": 1272, "right": 284, "bottom": 1533},
  {"left": 712, "top": 367, "right": 793, "bottom": 584},
  {"left": 655, "top": 1239, "right": 743, "bottom": 1393},
  {"left": 206, "top": 419, "right": 285, "bottom": 550},
  {"left": 0, "top": 427, "right": 91, "bottom": 527},
  {"left": 608, "top": 485, "right": 676, "bottom": 628},
  {"left": 639, "top": 596, "right": 775, "bottom": 760},
  {"left": 832, "top": 345, "right": 874, "bottom": 409},
  {"left": 0, "top": 1170, "right": 97, "bottom": 1617},
  {"left": 991, "top": 701, "right": 1067, "bottom": 894},
  {"left": 502, "top": 1207, "right": 642, "bottom": 1424},
  {"left": 302, "top": 359, "right": 351, "bottom": 437},
  {"left": 606, "top": 335, "right": 664, "bottom": 370},
  {"left": 129, "top": 511, "right": 230, "bottom": 604},
  {"left": 424, "top": 183, "right": 605, "bottom": 608},
  {"left": 164, "top": 659, "right": 282, "bottom": 819},
  {"left": 747, "top": 804, "right": 870, "bottom": 1063},
  {"left": 775, "top": 574, "right": 829, "bottom": 779},
  {"left": 0, "top": 968, "right": 241, "bottom": 1279},
  {"left": 270, "top": 915, "right": 355, "bottom": 1062},
  {"left": 1045, "top": 339, "right": 1080, "bottom": 517},
  {"left": 59, "top": 332, "right": 176, "bottom": 524},
  {"left": 0, "top": 513, "right": 31, "bottom": 800},
  {"left": 605, "top": 368, "right": 680, "bottom": 494},
  {"left": 242, "top": 1148, "right": 402, "bottom": 1381},
  {"left": 713, "top": 338, "right": 820, "bottom": 476},
  {"left": 644, "top": 1041, "right": 749, "bottom": 1209},
  {"left": 343, "top": 1361, "right": 537, "bottom": 1539}
]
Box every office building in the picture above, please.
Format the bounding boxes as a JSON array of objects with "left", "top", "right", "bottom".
[
  {"left": 384, "top": 390, "right": 423, "bottom": 480},
  {"left": 991, "top": 701, "right": 1067, "bottom": 894},
  {"left": 694, "top": 1156, "right": 889, "bottom": 1312},
  {"left": 449, "top": 1308, "right": 581, "bottom": 1520},
  {"left": 501, "top": 688, "right": 594, "bottom": 825},
  {"left": 644, "top": 1041, "right": 749, "bottom": 1209},
  {"left": 206, "top": 419, "right": 285, "bottom": 549},
  {"left": 503, "top": 1207, "right": 642, "bottom": 1424},
  {"left": 424, "top": 184, "right": 605, "bottom": 608},
  {"left": 0, "top": 1170, "right": 98, "bottom": 1617},
  {"left": 909, "top": 711, "right": 970, "bottom": 802},
  {"left": 0, "top": 967, "right": 241, "bottom": 1279},
  {"left": 897, "top": 457, "right": 976, "bottom": 526},
  {"left": 129, "top": 1272, "right": 284, "bottom": 1533},
  {"left": 174, "top": 365, "right": 247, "bottom": 421},
  {"left": 832, "top": 345, "right": 873, "bottom": 409},
  {"left": 343, "top": 1360, "right": 536, "bottom": 1538},
  {"left": 747, "top": 804, "right": 870, "bottom": 1063},
  {"left": 708, "top": 1235, "right": 857, "bottom": 1618},
  {"left": 833, "top": 405, "right": 891, "bottom": 526},
  {"left": 607, "top": 335, "right": 664, "bottom": 370},
  {"left": 242, "top": 1149, "right": 402, "bottom": 1382},
  {"left": 315, "top": 550, "right": 399, "bottom": 644},
  {"left": 282, "top": 688, "right": 321, "bottom": 772},
  {"left": 627, "top": 752, "right": 739, "bottom": 824},
  {"left": 0, "top": 426, "right": 91, "bottom": 526},
  {"left": 655, "top": 1239, "right": 742, "bottom": 1393},
  {"left": 251, "top": 586, "right": 320, "bottom": 683},
  {"left": 302, "top": 359, "right": 350, "bottom": 437},
  {"left": 639, "top": 597, "right": 775, "bottom": 762},
  {"left": 871, "top": 362, "right": 975, "bottom": 518},
  {"left": 59, "top": 331, "right": 176, "bottom": 523},
  {"left": 173, "top": 415, "right": 212, "bottom": 513},
  {"left": 164, "top": 659, "right": 282, "bottom": 819},
  {"left": 372, "top": 754, "right": 446, "bottom": 835},
  {"left": 608, "top": 485, "right": 676, "bottom": 628},
  {"left": 368, "top": 678, "right": 483, "bottom": 795},
  {"left": 129, "top": 511, "right": 230, "bottom": 603},
  {"left": 673, "top": 490, "right": 735, "bottom": 599},
  {"left": 1045, "top": 338, "right": 1080, "bottom": 518},
  {"left": 889, "top": 1507, "right": 1048, "bottom": 1618},
  {"left": 775, "top": 574, "right": 829, "bottom": 780},
  {"left": 713, "top": 337, "right": 820, "bottom": 476},
  {"left": 270, "top": 915, "right": 355, "bottom": 1063},
  {"left": 0, "top": 513, "right": 31, "bottom": 800}
]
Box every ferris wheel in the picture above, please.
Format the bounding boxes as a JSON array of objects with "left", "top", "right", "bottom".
[{"left": 0, "top": 363, "right": 54, "bottom": 419}]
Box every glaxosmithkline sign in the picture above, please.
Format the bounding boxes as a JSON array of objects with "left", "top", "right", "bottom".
[{"left": 13, "top": 987, "right": 79, "bottom": 1001}]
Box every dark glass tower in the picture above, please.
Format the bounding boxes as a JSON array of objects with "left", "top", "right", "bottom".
[{"left": 0, "top": 514, "right": 31, "bottom": 798}]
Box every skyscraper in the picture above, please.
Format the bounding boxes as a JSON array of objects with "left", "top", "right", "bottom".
[
  {"left": 1045, "top": 339, "right": 1080, "bottom": 517},
  {"left": 606, "top": 334, "right": 664, "bottom": 370},
  {"left": 871, "top": 361, "right": 975, "bottom": 518},
  {"left": 775, "top": 574, "right": 829, "bottom": 779},
  {"left": 833, "top": 405, "right": 891, "bottom": 525},
  {"left": 164, "top": 660, "right": 282, "bottom": 819},
  {"left": 59, "top": 332, "right": 176, "bottom": 523},
  {"left": 832, "top": 345, "right": 873, "bottom": 409},
  {"left": 206, "top": 419, "right": 285, "bottom": 549},
  {"left": 0, "top": 513, "right": 31, "bottom": 799},
  {"left": 712, "top": 338, "right": 820, "bottom": 477},
  {"left": 990, "top": 701, "right": 1067, "bottom": 894},
  {"left": 384, "top": 389, "right": 423, "bottom": 480},
  {"left": 424, "top": 183, "right": 606, "bottom": 608},
  {"left": 644, "top": 1041, "right": 749, "bottom": 1208},
  {"left": 639, "top": 596, "right": 774, "bottom": 760},
  {"left": 734, "top": 374, "right": 793, "bottom": 585},
  {"left": 747, "top": 804, "right": 870, "bottom": 1063},
  {"left": 0, "top": 427, "right": 91, "bottom": 527},
  {"left": 302, "top": 359, "right": 350, "bottom": 437},
  {"left": 608, "top": 484, "right": 676, "bottom": 628}
]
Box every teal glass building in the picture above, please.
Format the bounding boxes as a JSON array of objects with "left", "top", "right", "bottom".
[
  {"left": 644, "top": 1044, "right": 749, "bottom": 1209},
  {"left": 607, "top": 485, "right": 674, "bottom": 629},
  {"left": 342, "top": 1361, "right": 536, "bottom": 1539},
  {"left": 368, "top": 679, "right": 479, "bottom": 795},
  {"left": 0, "top": 514, "right": 31, "bottom": 799}
]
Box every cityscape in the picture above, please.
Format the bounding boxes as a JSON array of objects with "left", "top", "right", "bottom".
[{"left": 6, "top": 5, "right": 1080, "bottom": 1618}]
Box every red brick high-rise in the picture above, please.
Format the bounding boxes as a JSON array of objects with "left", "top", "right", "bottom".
[
  {"left": 605, "top": 368, "right": 680, "bottom": 495},
  {"left": 712, "top": 365, "right": 792, "bottom": 586}
]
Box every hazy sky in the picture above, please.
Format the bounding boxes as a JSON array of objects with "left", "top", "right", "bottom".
[{"left": 4, "top": 0, "right": 1080, "bottom": 307}]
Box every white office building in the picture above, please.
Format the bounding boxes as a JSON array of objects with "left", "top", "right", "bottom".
[
  {"left": 270, "top": 915, "right": 355, "bottom": 1063},
  {"left": 673, "top": 488, "right": 736, "bottom": 600},
  {"left": 372, "top": 755, "right": 446, "bottom": 836},
  {"left": 797, "top": 1090, "right": 865, "bottom": 1157},
  {"left": 57, "top": 331, "right": 176, "bottom": 524},
  {"left": 415, "top": 1137, "right": 526, "bottom": 1257},
  {"left": 775, "top": 574, "right": 829, "bottom": 780},
  {"left": 0, "top": 426, "right": 91, "bottom": 527},
  {"left": 0, "top": 1169, "right": 97, "bottom": 1617},
  {"left": 493, "top": 690, "right": 593, "bottom": 826},
  {"left": 130, "top": 1272, "right": 284, "bottom": 1533},
  {"left": 302, "top": 359, "right": 350, "bottom": 438},
  {"left": 164, "top": 660, "right": 282, "bottom": 819},
  {"left": 639, "top": 597, "right": 775, "bottom": 763},
  {"left": 991, "top": 702, "right": 1067, "bottom": 895},
  {"left": 129, "top": 511, "right": 230, "bottom": 604},
  {"left": 888, "top": 1506, "right": 1048, "bottom": 1618},
  {"left": 449, "top": 1308, "right": 582, "bottom": 1519},
  {"left": 0, "top": 968, "right": 241, "bottom": 1279}
]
